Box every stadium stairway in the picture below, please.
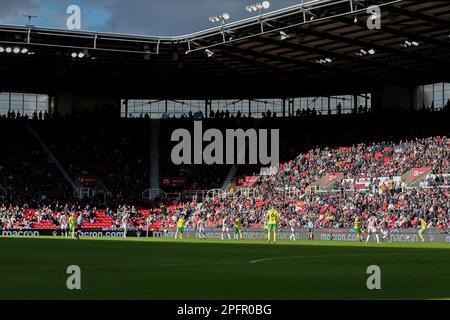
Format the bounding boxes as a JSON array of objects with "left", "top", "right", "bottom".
[
  {"left": 27, "top": 125, "right": 79, "bottom": 190},
  {"left": 222, "top": 165, "right": 238, "bottom": 190},
  {"left": 149, "top": 120, "right": 160, "bottom": 195}
]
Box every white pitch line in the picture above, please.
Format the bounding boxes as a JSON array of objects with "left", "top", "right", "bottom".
[
  {"left": 249, "top": 253, "right": 368, "bottom": 264},
  {"left": 247, "top": 251, "right": 444, "bottom": 264}
]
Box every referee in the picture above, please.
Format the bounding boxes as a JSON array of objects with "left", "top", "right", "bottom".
[{"left": 76, "top": 212, "right": 84, "bottom": 239}]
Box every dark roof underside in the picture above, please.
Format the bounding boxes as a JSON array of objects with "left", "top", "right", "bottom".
[{"left": 0, "top": 0, "right": 449, "bottom": 99}]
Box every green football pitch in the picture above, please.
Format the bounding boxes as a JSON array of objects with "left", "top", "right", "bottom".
[{"left": 1, "top": 236, "right": 449, "bottom": 300}]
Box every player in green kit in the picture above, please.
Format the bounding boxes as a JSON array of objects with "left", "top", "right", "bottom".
[
  {"left": 69, "top": 213, "right": 76, "bottom": 239},
  {"left": 233, "top": 217, "right": 243, "bottom": 240},
  {"left": 418, "top": 216, "right": 427, "bottom": 242},
  {"left": 354, "top": 216, "right": 363, "bottom": 242},
  {"left": 175, "top": 215, "right": 186, "bottom": 239},
  {"left": 266, "top": 206, "right": 280, "bottom": 244}
]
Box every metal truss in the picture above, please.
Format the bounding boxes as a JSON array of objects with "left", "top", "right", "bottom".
[
  {"left": 183, "top": 0, "right": 403, "bottom": 54},
  {"left": 0, "top": 0, "right": 402, "bottom": 55}
]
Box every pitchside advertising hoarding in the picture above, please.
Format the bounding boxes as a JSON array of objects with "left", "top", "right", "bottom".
[{"left": 1, "top": 228, "right": 450, "bottom": 243}]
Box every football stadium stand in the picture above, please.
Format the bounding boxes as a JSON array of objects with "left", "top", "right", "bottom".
[
  {"left": 2, "top": 109, "right": 450, "bottom": 231},
  {"left": 1, "top": 0, "right": 450, "bottom": 233}
]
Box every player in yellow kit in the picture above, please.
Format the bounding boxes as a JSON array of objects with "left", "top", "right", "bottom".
[
  {"left": 233, "top": 217, "right": 243, "bottom": 240},
  {"left": 266, "top": 207, "right": 280, "bottom": 244},
  {"left": 175, "top": 215, "right": 186, "bottom": 239},
  {"left": 418, "top": 216, "right": 427, "bottom": 242},
  {"left": 69, "top": 213, "right": 76, "bottom": 239}
]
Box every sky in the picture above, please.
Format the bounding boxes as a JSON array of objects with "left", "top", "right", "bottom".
[{"left": 0, "top": 0, "right": 308, "bottom": 36}]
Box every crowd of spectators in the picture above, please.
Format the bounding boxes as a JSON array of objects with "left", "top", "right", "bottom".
[
  {"left": 2, "top": 133, "right": 450, "bottom": 231},
  {"left": 33, "top": 119, "right": 151, "bottom": 205},
  {"left": 0, "top": 120, "right": 72, "bottom": 208},
  {"left": 2, "top": 110, "right": 450, "bottom": 232}
]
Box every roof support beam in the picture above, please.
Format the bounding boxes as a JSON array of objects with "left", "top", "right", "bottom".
[
  {"left": 256, "top": 36, "right": 430, "bottom": 78},
  {"left": 383, "top": 4, "right": 450, "bottom": 29},
  {"left": 337, "top": 16, "right": 450, "bottom": 49},
  {"left": 203, "top": 43, "right": 327, "bottom": 84},
  {"left": 217, "top": 42, "right": 378, "bottom": 83},
  {"left": 262, "top": 17, "right": 450, "bottom": 71}
]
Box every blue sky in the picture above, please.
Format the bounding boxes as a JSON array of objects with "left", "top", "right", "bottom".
[{"left": 0, "top": 0, "right": 305, "bottom": 36}]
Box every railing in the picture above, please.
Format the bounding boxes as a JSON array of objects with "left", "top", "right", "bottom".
[
  {"left": 73, "top": 187, "right": 95, "bottom": 199},
  {"left": 232, "top": 187, "right": 260, "bottom": 199},
  {"left": 142, "top": 188, "right": 167, "bottom": 200},
  {"left": 182, "top": 190, "right": 209, "bottom": 202},
  {"left": 307, "top": 182, "right": 450, "bottom": 195},
  {"left": 207, "top": 189, "right": 227, "bottom": 199},
  {"left": 285, "top": 187, "right": 302, "bottom": 199},
  {"left": 165, "top": 192, "right": 181, "bottom": 204}
]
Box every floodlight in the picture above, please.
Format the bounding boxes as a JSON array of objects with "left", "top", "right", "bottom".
[
  {"left": 6, "top": 47, "right": 12, "bottom": 53},
  {"left": 209, "top": 13, "right": 230, "bottom": 24},
  {"left": 246, "top": 2, "right": 270, "bottom": 13},
  {"left": 78, "top": 52, "right": 85, "bottom": 58},
  {"left": 21, "top": 48, "right": 28, "bottom": 54},
  {"left": 325, "top": 58, "right": 332, "bottom": 63},
  {"left": 412, "top": 41, "right": 419, "bottom": 47},
  {"left": 0, "top": 47, "right": 4, "bottom": 53},
  {"left": 205, "top": 49, "right": 214, "bottom": 57},
  {"left": 280, "top": 31, "right": 289, "bottom": 41},
  {"left": 368, "top": 49, "right": 375, "bottom": 55},
  {"left": 13, "top": 47, "right": 20, "bottom": 54},
  {"left": 71, "top": 52, "right": 78, "bottom": 58}
]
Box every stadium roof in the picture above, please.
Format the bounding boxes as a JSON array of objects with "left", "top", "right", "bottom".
[{"left": 0, "top": 0, "right": 449, "bottom": 99}]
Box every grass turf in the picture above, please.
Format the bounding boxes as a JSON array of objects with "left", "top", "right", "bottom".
[{"left": 0, "top": 236, "right": 449, "bottom": 300}]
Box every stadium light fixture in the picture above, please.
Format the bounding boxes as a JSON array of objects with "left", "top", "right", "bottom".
[
  {"left": 316, "top": 57, "right": 333, "bottom": 64},
  {"left": 246, "top": 2, "right": 271, "bottom": 34},
  {"left": 401, "top": 40, "right": 420, "bottom": 48},
  {"left": 246, "top": 1, "right": 270, "bottom": 13},
  {"left": 0, "top": 46, "right": 30, "bottom": 55},
  {"left": 205, "top": 49, "right": 214, "bottom": 58},
  {"left": 356, "top": 48, "right": 376, "bottom": 56},
  {"left": 71, "top": 51, "right": 88, "bottom": 59},
  {"left": 209, "top": 13, "right": 230, "bottom": 24},
  {"left": 280, "top": 31, "right": 290, "bottom": 41}
]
